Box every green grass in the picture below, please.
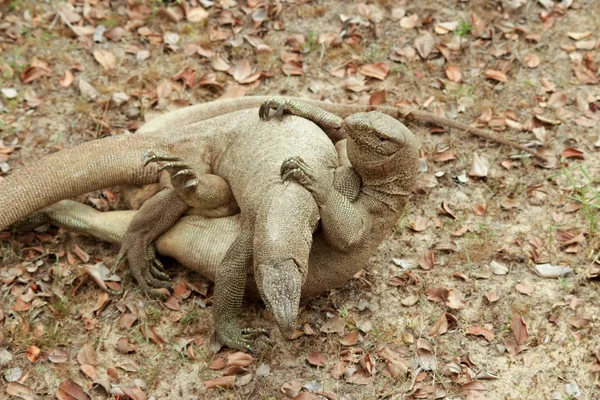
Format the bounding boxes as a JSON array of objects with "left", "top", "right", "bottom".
[{"left": 455, "top": 21, "right": 473, "bottom": 37}]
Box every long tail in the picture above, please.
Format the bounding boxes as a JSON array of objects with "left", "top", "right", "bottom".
[{"left": 0, "top": 134, "right": 167, "bottom": 230}]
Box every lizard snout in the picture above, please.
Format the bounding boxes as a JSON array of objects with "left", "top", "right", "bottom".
[{"left": 256, "top": 259, "right": 302, "bottom": 338}]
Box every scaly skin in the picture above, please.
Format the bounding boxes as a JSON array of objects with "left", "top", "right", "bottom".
[
  {"left": 1, "top": 107, "right": 347, "bottom": 350},
  {"left": 11, "top": 100, "right": 420, "bottom": 351}
]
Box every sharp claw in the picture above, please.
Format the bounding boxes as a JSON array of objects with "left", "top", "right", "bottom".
[
  {"left": 142, "top": 151, "right": 157, "bottom": 166},
  {"left": 276, "top": 103, "right": 286, "bottom": 119},
  {"left": 172, "top": 169, "right": 194, "bottom": 179},
  {"left": 184, "top": 179, "right": 198, "bottom": 189}
]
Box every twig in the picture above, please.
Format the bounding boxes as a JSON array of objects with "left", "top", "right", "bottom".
[
  {"left": 396, "top": 106, "right": 549, "bottom": 162},
  {"left": 53, "top": 5, "right": 83, "bottom": 37}
]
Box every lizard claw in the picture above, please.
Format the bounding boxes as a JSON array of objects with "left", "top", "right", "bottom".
[
  {"left": 280, "top": 156, "right": 316, "bottom": 187},
  {"left": 217, "top": 324, "right": 269, "bottom": 353},
  {"left": 259, "top": 98, "right": 288, "bottom": 121}
]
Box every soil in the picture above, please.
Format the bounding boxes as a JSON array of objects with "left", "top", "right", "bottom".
[{"left": 0, "top": 0, "right": 599, "bottom": 399}]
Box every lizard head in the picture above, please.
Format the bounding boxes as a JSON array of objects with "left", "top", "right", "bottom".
[
  {"left": 344, "top": 112, "right": 413, "bottom": 157},
  {"left": 255, "top": 259, "right": 303, "bottom": 339}
]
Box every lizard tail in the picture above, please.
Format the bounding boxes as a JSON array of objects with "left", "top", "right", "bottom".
[{"left": 0, "top": 134, "right": 166, "bottom": 230}]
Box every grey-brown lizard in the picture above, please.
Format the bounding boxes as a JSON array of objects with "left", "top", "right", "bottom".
[
  {"left": 7, "top": 100, "right": 419, "bottom": 350},
  {"left": 2, "top": 96, "right": 540, "bottom": 349}
]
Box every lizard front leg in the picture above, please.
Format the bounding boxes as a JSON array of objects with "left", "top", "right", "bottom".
[
  {"left": 281, "top": 156, "right": 371, "bottom": 252},
  {"left": 213, "top": 225, "right": 266, "bottom": 352},
  {"left": 259, "top": 98, "right": 346, "bottom": 143}
]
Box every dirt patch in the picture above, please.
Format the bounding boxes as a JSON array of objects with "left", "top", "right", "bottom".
[{"left": 1, "top": 0, "right": 599, "bottom": 399}]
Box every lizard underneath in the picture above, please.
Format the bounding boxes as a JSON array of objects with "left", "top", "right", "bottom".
[{"left": 4, "top": 99, "right": 419, "bottom": 350}]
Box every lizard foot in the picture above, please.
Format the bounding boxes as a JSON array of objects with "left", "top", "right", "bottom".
[
  {"left": 142, "top": 151, "right": 199, "bottom": 191},
  {"left": 114, "top": 241, "right": 173, "bottom": 298},
  {"left": 216, "top": 324, "right": 269, "bottom": 352},
  {"left": 258, "top": 98, "right": 289, "bottom": 120},
  {"left": 280, "top": 156, "right": 317, "bottom": 191}
]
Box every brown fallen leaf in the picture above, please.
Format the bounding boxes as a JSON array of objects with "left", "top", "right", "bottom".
[
  {"left": 358, "top": 62, "right": 389, "bottom": 80},
  {"left": 80, "top": 364, "right": 97, "bottom": 380},
  {"left": 140, "top": 325, "right": 166, "bottom": 349},
  {"left": 163, "top": 296, "right": 180, "bottom": 311},
  {"left": 485, "top": 69, "right": 508, "bottom": 83},
  {"left": 369, "top": 89, "right": 386, "bottom": 106},
  {"left": 93, "top": 49, "right": 116, "bottom": 70},
  {"left": 307, "top": 352, "right": 327, "bottom": 367},
  {"left": 409, "top": 215, "right": 428, "bottom": 232},
  {"left": 428, "top": 312, "right": 458, "bottom": 336},
  {"left": 26, "top": 345, "right": 40, "bottom": 362},
  {"left": 561, "top": 147, "right": 585, "bottom": 159},
  {"left": 446, "top": 64, "right": 462, "bottom": 82},
  {"left": 116, "top": 337, "right": 136, "bottom": 354},
  {"left": 121, "top": 386, "right": 147, "bottom": 400},
  {"left": 7, "top": 382, "right": 35, "bottom": 400},
  {"left": 466, "top": 326, "right": 495, "bottom": 341},
  {"left": 524, "top": 55, "right": 540, "bottom": 68},
  {"left": 77, "top": 343, "right": 97, "bottom": 366},
  {"left": 418, "top": 249, "right": 435, "bottom": 270},
  {"left": 48, "top": 349, "right": 69, "bottom": 363},
  {"left": 202, "top": 375, "right": 235, "bottom": 389},
  {"left": 340, "top": 330, "right": 360, "bottom": 346},
  {"left": 60, "top": 70, "right": 75, "bottom": 88},
  {"left": 57, "top": 379, "right": 90, "bottom": 400},
  {"left": 515, "top": 282, "right": 534, "bottom": 295},
  {"left": 511, "top": 315, "right": 528, "bottom": 346},
  {"left": 227, "top": 352, "right": 254, "bottom": 367},
  {"left": 209, "top": 358, "right": 227, "bottom": 370},
  {"left": 120, "top": 313, "right": 138, "bottom": 329}
]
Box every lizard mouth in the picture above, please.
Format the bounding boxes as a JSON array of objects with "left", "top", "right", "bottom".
[
  {"left": 256, "top": 260, "right": 302, "bottom": 338},
  {"left": 343, "top": 118, "right": 402, "bottom": 156}
]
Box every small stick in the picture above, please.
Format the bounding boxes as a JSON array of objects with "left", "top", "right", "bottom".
[{"left": 396, "top": 106, "right": 549, "bottom": 162}]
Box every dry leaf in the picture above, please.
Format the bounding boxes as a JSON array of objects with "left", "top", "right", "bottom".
[
  {"left": 400, "top": 14, "right": 419, "bottom": 29},
  {"left": 446, "top": 64, "right": 462, "bottom": 82},
  {"left": 93, "top": 50, "right": 116, "bottom": 70},
  {"left": 515, "top": 282, "right": 534, "bottom": 295},
  {"left": 485, "top": 69, "right": 508, "bottom": 83},
  {"left": 60, "top": 70, "right": 75, "bottom": 88},
  {"left": 80, "top": 364, "right": 97, "bottom": 380},
  {"left": 228, "top": 352, "right": 255, "bottom": 367},
  {"left": 469, "top": 154, "right": 489, "bottom": 177},
  {"left": 307, "top": 352, "right": 327, "bottom": 367},
  {"left": 7, "top": 382, "right": 35, "bottom": 400},
  {"left": 561, "top": 147, "right": 585, "bottom": 159},
  {"left": 409, "top": 216, "right": 428, "bottom": 232},
  {"left": 187, "top": 7, "right": 208, "bottom": 22},
  {"left": 369, "top": 90, "right": 386, "bottom": 106},
  {"left": 340, "top": 331, "right": 360, "bottom": 346},
  {"left": 524, "top": 55, "right": 540, "bottom": 68},
  {"left": 77, "top": 343, "right": 97, "bottom": 366},
  {"left": 414, "top": 32, "right": 436, "bottom": 59},
  {"left": 57, "top": 379, "right": 90, "bottom": 400},
  {"left": 418, "top": 249, "right": 435, "bottom": 270},
  {"left": 511, "top": 315, "right": 528, "bottom": 346},
  {"left": 401, "top": 294, "right": 419, "bottom": 306},
  {"left": 466, "top": 326, "right": 495, "bottom": 341},
  {"left": 358, "top": 62, "right": 389, "bottom": 80},
  {"left": 203, "top": 375, "right": 235, "bottom": 390}
]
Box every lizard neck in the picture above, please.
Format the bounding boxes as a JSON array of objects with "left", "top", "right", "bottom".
[{"left": 348, "top": 140, "right": 419, "bottom": 214}]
